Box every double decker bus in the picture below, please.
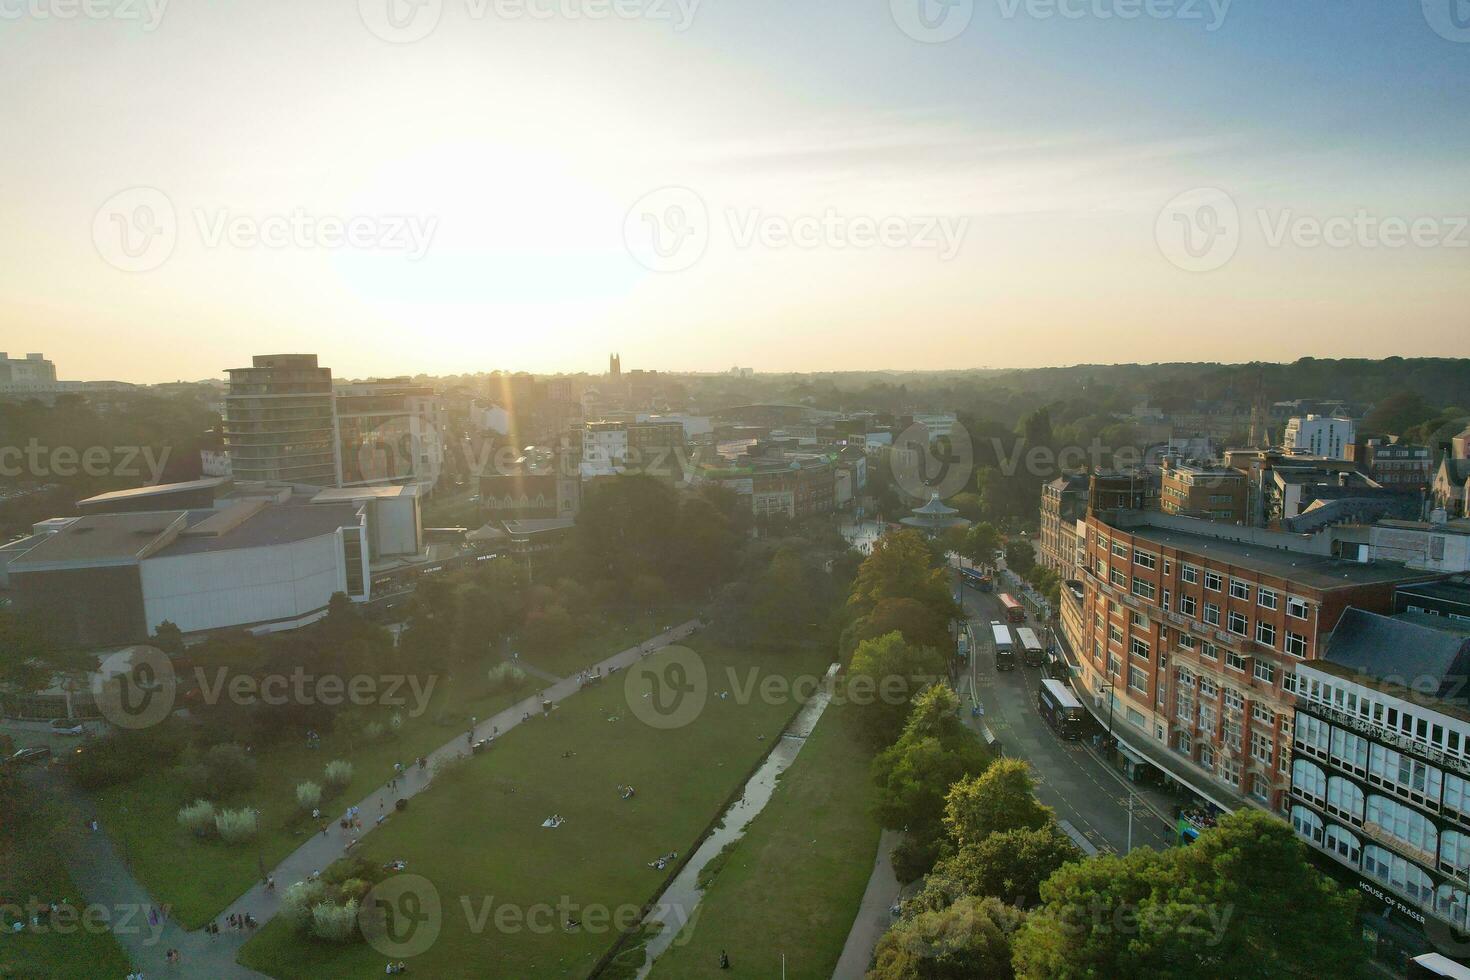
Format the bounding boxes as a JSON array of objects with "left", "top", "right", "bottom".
[
  {"left": 1016, "top": 627, "right": 1044, "bottom": 667},
  {"left": 957, "top": 625, "right": 970, "bottom": 662},
  {"left": 998, "top": 592, "right": 1026, "bottom": 623},
  {"left": 960, "top": 566, "right": 993, "bottom": 592},
  {"left": 990, "top": 622, "right": 1016, "bottom": 671},
  {"left": 1038, "top": 678, "right": 1086, "bottom": 738}
]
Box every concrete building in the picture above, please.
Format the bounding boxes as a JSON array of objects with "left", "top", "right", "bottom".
[
  {"left": 1360, "top": 440, "right": 1433, "bottom": 493},
  {"left": 1073, "top": 507, "right": 1434, "bottom": 815},
  {"left": 224, "top": 354, "right": 340, "bottom": 486},
  {"left": 0, "top": 352, "right": 56, "bottom": 386},
  {"left": 1284, "top": 415, "right": 1357, "bottom": 460},
  {"left": 1040, "top": 474, "right": 1089, "bottom": 577},
  {"left": 6, "top": 495, "right": 372, "bottom": 645},
  {"left": 1159, "top": 457, "right": 1249, "bottom": 523},
  {"left": 335, "top": 378, "right": 444, "bottom": 489},
  {"left": 1288, "top": 599, "right": 1470, "bottom": 962}
]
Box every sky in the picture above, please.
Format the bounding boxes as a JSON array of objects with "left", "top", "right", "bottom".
[{"left": 1, "top": 0, "right": 1467, "bottom": 383}]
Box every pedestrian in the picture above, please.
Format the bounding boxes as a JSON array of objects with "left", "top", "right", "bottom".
[{"left": 719, "top": 949, "right": 730, "bottom": 970}]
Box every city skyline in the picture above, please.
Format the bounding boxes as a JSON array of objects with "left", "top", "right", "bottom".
[{"left": 3, "top": 1, "right": 1467, "bottom": 383}]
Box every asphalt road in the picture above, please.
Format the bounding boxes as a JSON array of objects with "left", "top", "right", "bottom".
[{"left": 954, "top": 577, "right": 1173, "bottom": 856}]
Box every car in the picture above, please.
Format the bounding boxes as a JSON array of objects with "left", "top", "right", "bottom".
[
  {"left": 49, "top": 718, "right": 85, "bottom": 736},
  {"left": 9, "top": 746, "right": 51, "bottom": 767}
]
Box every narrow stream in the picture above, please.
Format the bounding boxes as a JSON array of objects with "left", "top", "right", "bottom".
[{"left": 632, "top": 662, "right": 840, "bottom": 977}]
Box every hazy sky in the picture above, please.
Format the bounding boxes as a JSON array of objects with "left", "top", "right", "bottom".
[{"left": 2, "top": 0, "right": 1467, "bottom": 382}]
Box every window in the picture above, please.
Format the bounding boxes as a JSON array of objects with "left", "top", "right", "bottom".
[
  {"left": 1112, "top": 541, "right": 1129, "bottom": 559},
  {"left": 1134, "top": 551, "right": 1156, "bottom": 570},
  {"left": 1221, "top": 758, "right": 1241, "bottom": 787},
  {"left": 1287, "top": 596, "right": 1309, "bottom": 619},
  {"left": 1325, "top": 824, "right": 1362, "bottom": 863},
  {"left": 1164, "top": 560, "right": 1172, "bottom": 575},
  {"left": 1327, "top": 776, "right": 1365, "bottom": 821},
  {"left": 1226, "top": 649, "right": 1247, "bottom": 672},
  {"left": 1441, "top": 830, "right": 1470, "bottom": 876},
  {"left": 1161, "top": 589, "right": 1171, "bottom": 612},
  {"left": 1130, "top": 611, "right": 1146, "bottom": 628},
  {"left": 1363, "top": 846, "right": 1435, "bottom": 904},
  {"left": 1200, "top": 641, "right": 1218, "bottom": 661},
  {"left": 1223, "top": 687, "right": 1244, "bottom": 712},
  {"left": 1204, "top": 571, "right": 1223, "bottom": 591},
  {"left": 1181, "top": 564, "right": 1199, "bottom": 584},
  {"left": 1293, "top": 758, "right": 1327, "bottom": 801},
  {"left": 1199, "top": 744, "right": 1215, "bottom": 770},
  {"left": 1109, "top": 623, "right": 1123, "bottom": 644},
  {"left": 1096, "top": 559, "right": 1107, "bottom": 578},
  {"left": 1180, "top": 594, "right": 1197, "bottom": 617},
  {"left": 1228, "top": 610, "right": 1249, "bottom": 635},
  {"left": 1178, "top": 632, "right": 1196, "bottom": 650},
  {"left": 1200, "top": 676, "right": 1219, "bottom": 698},
  {"left": 1253, "top": 659, "right": 1276, "bottom": 685},
  {"left": 1204, "top": 602, "right": 1221, "bottom": 626},
  {"left": 1107, "top": 654, "right": 1120, "bottom": 677},
  {"left": 1131, "top": 577, "right": 1156, "bottom": 601},
  {"left": 1256, "top": 620, "right": 1276, "bottom": 647},
  {"left": 1330, "top": 728, "right": 1368, "bottom": 773},
  {"left": 1176, "top": 690, "right": 1195, "bottom": 724},
  {"left": 1230, "top": 579, "right": 1251, "bottom": 601},
  {"left": 1131, "top": 637, "right": 1151, "bottom": 660},
  {"left": 1258, "top": 588, "right": 1278, "bottom": 610},
  {"left": 1285, "top": 632, "right": 1307, "bottom": 657},
  {"left": 1292, "top": 805, "right": 1325, "bottom": 844},
  {"left": 1251, "top": 731, "right": 1273, "bottom": 764},
  {"left": 1176, "top": 729, "right": 1192, "bottom": 754},
  {"left": 1111, "top": 567, "right": 1126, "bottom": 587},
  {"left": 1366, "top": 794, "right": 1439, "bottom": 855},
  {"left": 1128, "top": 665, "right": 1148, "bottom": 692},
  {"left": 1253, "top": 703, "right": 1274, "bottom": 725},
  {"left": 1296, "top": 712, "right": 1329, "bottom": 754}
]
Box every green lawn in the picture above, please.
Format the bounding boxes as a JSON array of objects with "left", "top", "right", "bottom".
[
  {"left": 238, "top": 640, "right": 831, "bottom": 979},
  {"left": 0, "top": 859, "right": 132, "bottom": 979},
  {"left": 91, "top": 605, "right": 699, "bottom": 928},
  {"left": 647, "top": 698, "right": 882, "bottom": 980},
  {"left": 518, "top": 603, "right": 698, "bottom": 679}
]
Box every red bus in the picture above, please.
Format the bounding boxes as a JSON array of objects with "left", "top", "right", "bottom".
[{"left": 998, "top": 592, "right": 1026, "bottom": 624}]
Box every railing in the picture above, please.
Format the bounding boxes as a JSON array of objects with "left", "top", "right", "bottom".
[{"left": 1312, "top": 702, "right": 1470, "bottom": 779}]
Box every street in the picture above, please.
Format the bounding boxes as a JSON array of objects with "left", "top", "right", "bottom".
[{"left": 954, "top": 573, "right": 1173, "bottom": 856}]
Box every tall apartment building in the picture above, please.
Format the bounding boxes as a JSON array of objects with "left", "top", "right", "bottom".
[
  {"left": 1360, "top": 440, "right": 1433, "bottom": 493},
  {"left": 1074, "top": 506, "right": 1431, "bottom": 814},
  {"left": 0, "top": 352, "right": 57, "bottom": 385},
  {"left": 1039, "top": 474, "right": 1089, "bottom": 576},
  {"left": 1288, "top": 599, "right": 1470, "bottom": 961},
  {"left": 1159, "top": 457, "right": 1249, "bottom": 523},
  {"left": 225, "top": 355, "right": 340, "bottom": 486},
  {"left": 1284, "top": 415, "right": 1356, "bottom": 460}
]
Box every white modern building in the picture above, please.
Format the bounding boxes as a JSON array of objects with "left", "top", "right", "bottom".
[{"left": 1284, "top": 415, "right": 1356, "bottom": 460}]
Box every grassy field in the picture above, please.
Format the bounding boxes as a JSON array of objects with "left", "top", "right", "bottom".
[
  {"left": 647, "top": 698, "right": 882, "bottom": 980},
  {"left": 0, "top": 859, "right": 132, "bottom": 979},
  {"left": 519, "top": 603, "right": 698, "bottom": 679},
  {"left": 92, "top": 604, "right": 698, "bottom": 928},
  {"left": 237, "top": 641, "right": 832, "bottom": 979}
]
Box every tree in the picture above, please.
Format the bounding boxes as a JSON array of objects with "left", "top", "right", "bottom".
[
  {"left": 849, "top": 598, "right": 953, "bottom": 657},
  {"left": 927, "top": 824, "right": 1079, "bottom": 908},
  {"left": 961, "top": 522, "right": 1002, "bottom": 567},
  {"left": 849, "top": 632, "right": 950, "bottom": 747},
  {"left": 869, "top": 895, "right": 1024, "bottom": 980},
  {"left": 943, "top": 758, "right": 1051, "bottom": 848},
  {"left": 151, "top": 620, "right": 184, "bottom": 656},
  {"left": 1362, "top": 391, "right": 1435, "bottom": 437},
  {"left": 871, "top": 686, "right": 989, "bottom": 870},
  {"left": 1012, "top": 810, "right": 1365, "bottom": 979},
  {"left": 850, "top": 530, "right": 955, "bottom": 622},
  {"left": 1003, "top": 539, "right": 1035, "bottom": 576}
]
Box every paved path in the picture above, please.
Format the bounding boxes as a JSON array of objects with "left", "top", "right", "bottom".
[
  {"left": 38, "top": 772, "right": 268, "bottom": 978},
  {"left": 48, "top": 619, "right": 701, "bottom": 977},
  {"left": 831, "top": 828, "right": 904, "bottom": 979},
  {"left": 516, "top": 661, "right": 564, "bottom": 685}
]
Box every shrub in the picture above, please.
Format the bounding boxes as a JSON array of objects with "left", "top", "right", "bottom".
[
  {"left": 178, "top": 742, "right": 258, "bottom": 799},
  {"left": 486, "top": 662, "right": 529, "bottom": 697},
  {"left": 282, "top": 880, "right": 328, "bottom": 931},
  {"left": 337, "top": 878, "right": 372, "bottom": 904},
  {"left": 361, "top": 722, "right": 386, "bottom": 743},
  {"left": 310, "top": 899, "right": 360, "bottom": 942},
  {"left": 214, "top": 807, "right": 259, "bottom": 844},
  {"left": 71, "top": 723, "right": 188, "bottom": 790},
  {"left": 324, "top": 759, "right": 353, "bottom": 789},
  {"left": 296, "top": 781, "right": 322, "bottom": 811},
  {"left": 177, "top": 799, "right": 215, "bottom": 837}
]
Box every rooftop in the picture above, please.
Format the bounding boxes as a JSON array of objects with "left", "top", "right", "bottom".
[
  {"left": 310, "top": 485, "right": 419, "bottom": 502},
  {"left": 77, "top": 477, "right": 228, "bottom": 506},
  {"left": 158, "top": 501, "right": 364, "bottom": 557},
  {"left": 1396, "top": 580, "right": 1470, "bottom": 606},
  {"left": 1114, "top": 517, "right": 1432, "bottom": 590},
  {"left": 502, "top": 518, "right": 576, "bottom": 536},
  {"left": 10, "top": 512, "right": 185, "bottom": 568},
  {"left": 1317, "top": 608, "right": 1470, "bottom": 704}
]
